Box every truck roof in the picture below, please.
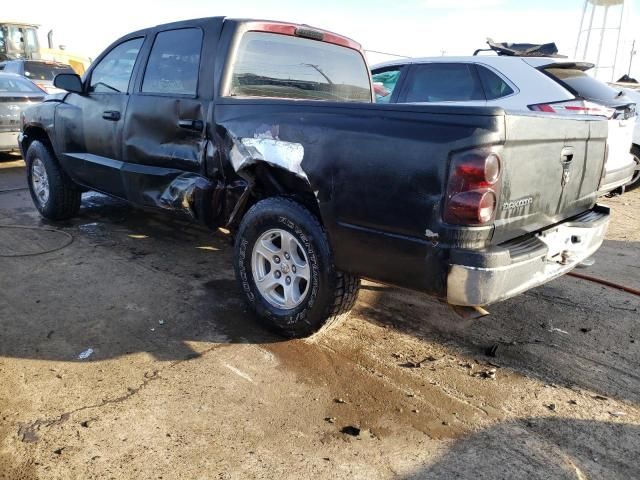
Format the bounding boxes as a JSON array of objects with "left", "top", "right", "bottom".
[{"left": 121, "top": 16, "right": 361, "bottom": 51}]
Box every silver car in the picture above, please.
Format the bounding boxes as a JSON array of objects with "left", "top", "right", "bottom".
[
  {"left": 372, "top": 56, "right": 637, "bottom": 195},
  {"left": 0, "top": 72, "right": 45, "bottom": 152}
]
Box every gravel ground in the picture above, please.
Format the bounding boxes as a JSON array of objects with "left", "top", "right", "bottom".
[{"left": 1, "top": 154, "right": 639, "bottom": 479}]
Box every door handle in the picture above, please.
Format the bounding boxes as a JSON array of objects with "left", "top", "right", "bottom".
[
  {"left": 178, "top": 119, "right": 204, "bottom": 131},
  {"left": 102, "top": 110, "right": 121, "bottom": 121}
]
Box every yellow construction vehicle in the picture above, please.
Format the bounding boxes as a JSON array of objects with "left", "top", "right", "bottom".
[{"left": 0, "top": 21, "right": 90, "bottom": 75}]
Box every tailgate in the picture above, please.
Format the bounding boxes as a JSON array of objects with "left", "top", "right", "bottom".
[{"left": 492, "top": 113, "right": 607, "bottom": 244}]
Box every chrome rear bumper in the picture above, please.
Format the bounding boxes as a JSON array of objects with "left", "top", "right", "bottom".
[{"left": 446, "top": 206, "right": 610, "bottom": 306}]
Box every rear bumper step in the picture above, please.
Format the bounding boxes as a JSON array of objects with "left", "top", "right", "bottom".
[{"left": 446, "top": 205, "right": 610, "bottom": 306}]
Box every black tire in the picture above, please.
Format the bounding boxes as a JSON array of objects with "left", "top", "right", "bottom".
[
  {"left": 234, "top": 197, "right": 360, "bottom": 338},
  {"left": 626, "top": 145, "right": 640, "bottom": 191},
  {"left": 25, "top": 140, "right": 81, "bottom": 220}
]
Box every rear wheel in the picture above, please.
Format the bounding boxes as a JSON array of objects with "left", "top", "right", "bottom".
[
  {"left": 627, "top": 145, "right": 640, "bottom": 191},
  {"left": 26, "top": 140, "right": 81, "bottom": 220},
  {"left": 234, "top": 197, "right": 360, "bottom": 338}
]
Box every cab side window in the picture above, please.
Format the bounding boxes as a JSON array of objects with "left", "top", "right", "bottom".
[
  {"left": 372, "top": 68, "right": 402, "bottom": 103},
  {"left": 89, "top": 37, "right": 144, "bottom": 94},
  {"left": 142, "top": 28, "right": 203, "bottom": 96}
]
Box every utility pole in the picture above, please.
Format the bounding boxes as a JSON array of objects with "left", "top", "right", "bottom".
[{"left": 629, "top": 39, "right": 637, "bottom": 77}]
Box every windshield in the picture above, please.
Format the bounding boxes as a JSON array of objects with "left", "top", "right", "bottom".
[
  {"left": 545, "top": 67, "right": 628, "bottom": 105},
  {"left": 24, "top": 62, "right": 75, "bottom": 81},
  {"left": 0, "top": 75, "right": 44, "bottom": 93},
  {"left": 230, "top": 32, "right": 371, "bottom": 102}
]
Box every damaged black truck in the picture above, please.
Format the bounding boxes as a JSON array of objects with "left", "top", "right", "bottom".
[{"left": 19, "top": 17, "right": 611, "bottom": 337}]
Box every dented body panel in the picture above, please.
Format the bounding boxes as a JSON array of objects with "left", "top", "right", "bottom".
[{"left": 19, "top": 16, "right": 611, "bottom": 305}]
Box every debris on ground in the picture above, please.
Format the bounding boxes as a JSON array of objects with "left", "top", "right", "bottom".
[
  {"left": 324, "top": 417, "right": 336, "bottom": 424},
  {"left": 473, "top": 368, "right": 497, "bottom": 379},
  {"left": 581, "top": 328, "right": 593, "bottom": 333},
  {"left": 400, "top": 355, "right": 438, "bottom": 368},
  {"left": 609, "top": 411, "right": 626, "bottom": 417},
  {"left": 546, "top": 403, "right": 557, "bottom": 412},
  {"left": 593, "top": 395, "right": 609, "bottom": 401},
  {"left": 334, "top": 398, "right": 347, "bottom": 404},
  {"left": 548, "top": 327, "right": 569, "bottom": 335},
  {"left": 485, "top": 344, "right": 499, "bottom": 357},
  {"left": 77, "top": 348, "right": 94, "bottom": 360},
  {"left": 340, "top": 426, "right": 361, "bottom": 437}
]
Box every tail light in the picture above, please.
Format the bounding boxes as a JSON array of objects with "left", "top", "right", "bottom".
[
  {"left": 444, "top": 149, "right": 501, "bottom": 226},
  {"left": 248, "top": 22, "right": 362, "bottom": 51},
  {"left": 529, "top": 100, "right": 615, "bottom": 119}
]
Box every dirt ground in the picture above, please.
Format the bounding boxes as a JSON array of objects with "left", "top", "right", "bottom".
[{"left": 1, "top": 153, "right": 639, "bottom": 480}]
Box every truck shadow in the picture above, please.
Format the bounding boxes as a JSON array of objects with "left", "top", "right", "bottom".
[
  {"left": 0, "top": 191, "right": 285, "bottom": 365},
  {"left": 356, "top": 237, "right": 640, "bottom": 406},
  {"left": 1, "top": 190, "right": 639, "bottom": 408},
  {"left": 401, "top": 417, "right": 640, "bottom": 479}
]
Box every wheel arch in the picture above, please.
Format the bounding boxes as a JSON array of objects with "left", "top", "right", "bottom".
[
  {"left": 228, "top": 163, "right": 324, "bottom": 230},
  {"left": 21, "top": 125, "right": 55, "bottom": 157}
]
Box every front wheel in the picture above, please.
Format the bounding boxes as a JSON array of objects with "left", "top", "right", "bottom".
[
  {"left": 234, "top": 197, "right": 360, "bottom": 338},
  {"left": 26, "top": 140, "right": 81, "bottom": 220}
]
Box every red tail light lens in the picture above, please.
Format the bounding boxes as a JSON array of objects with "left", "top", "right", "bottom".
[
  {"left": 529, "top": 100, "right": 615, "bottom": 119},
  {"left": 248, "top": 22, "right": 362, "bottom": 51},
  {"left": 444, "top": 149, "right": 501, "bottom": 226}
]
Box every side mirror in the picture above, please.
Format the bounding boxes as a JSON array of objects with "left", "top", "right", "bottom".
[{"left": 53, "top": 73, "right": 84, "bottom": 94}]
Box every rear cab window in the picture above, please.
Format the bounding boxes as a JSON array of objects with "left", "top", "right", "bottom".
[{"left": 227, "top": 31, "right": 372, "bottom": 102}]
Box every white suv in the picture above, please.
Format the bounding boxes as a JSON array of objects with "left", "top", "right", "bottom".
[{"left": 372, "top": 56, "right": 637, "bottom": 194}]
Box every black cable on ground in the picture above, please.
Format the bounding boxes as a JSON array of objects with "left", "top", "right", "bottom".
[
  {"left": 0, "top": 224, "right": 74, "bottom": 257},
  {"left": 0, "top": 187, "right": 28, "bottom": 194}
]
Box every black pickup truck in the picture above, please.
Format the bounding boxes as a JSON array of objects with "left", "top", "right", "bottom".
[{"left": 19, "top": 17, "right": 610, "bottom": 337}]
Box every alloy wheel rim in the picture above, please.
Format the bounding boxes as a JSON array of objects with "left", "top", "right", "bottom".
[
  {"left": 251, "top": 228, "right": 311, "bottom": 310},
  {"left": 31, "top": 158, "right": 50, "bottom": 206}
]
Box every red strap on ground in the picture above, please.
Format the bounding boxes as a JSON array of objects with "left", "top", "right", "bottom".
[{"left": 568, "top": 271, "right": 640, "bottom": 297}]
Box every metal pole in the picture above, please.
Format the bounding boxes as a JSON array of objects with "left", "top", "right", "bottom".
[
  {"left": 594, "top": 5, "right": 609, "bottom": 78},
  {"left": 629, "top": 40, "right": 637, "bottom": 76},
  {"left": 575, "top": 0, "right": 588, "bottom": 58},
  {"left": 611, "top": 2, "right": 625, "bottom": 81},
  {"left": 583, "top": 2, "right": 596, "bottom": 60}
]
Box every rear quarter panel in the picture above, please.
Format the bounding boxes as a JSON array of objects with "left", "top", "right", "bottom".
[{"left": 216, "top": 100, "right": 505, "bottom": 293}]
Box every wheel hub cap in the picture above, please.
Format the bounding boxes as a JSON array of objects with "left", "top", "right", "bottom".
[
  {"left": 251, "top": 228, "right": 311, "bottom": 310},
  {"left": 31, "top": 158, "right": 50, "bottom": 206}
]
